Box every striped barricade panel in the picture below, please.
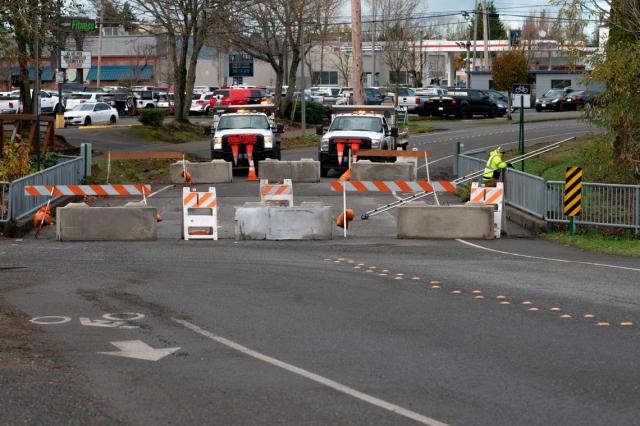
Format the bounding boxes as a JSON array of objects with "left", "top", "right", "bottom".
[
  {"left": 260, "top": 179, "right": 293, "bottom": 207},
  {"left": 330, "top": 180, "right": 457, "bottom": 193},
  {"left": 24, "top": 184, "right": 151, "bottom": 196},
  {"left": 470, "top": 182, "right": 504, "bottom": 238},
  {"left": 182, "top": 187, "right": 218, "bottom": 241}
]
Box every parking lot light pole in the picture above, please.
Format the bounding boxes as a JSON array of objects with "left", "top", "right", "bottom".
[{"left": 33, "top": 10, "right": 41, "bottom": 169}]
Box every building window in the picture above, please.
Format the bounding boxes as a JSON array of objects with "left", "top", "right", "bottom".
[
  {"left": 312, "top": 71, "right": 338, "bottom": 86},
  {"left": 389, "top": 71, "right": 409, "bottom": 85},
  {"left": 551, "top": 79, "right": 572, "bottom": 89}
]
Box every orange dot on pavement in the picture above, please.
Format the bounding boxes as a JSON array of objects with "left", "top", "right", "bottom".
[
  {"left": 334, "top": 261, "right": 341, "bottom": 263},
  {"left": 596, "top": 322, "right": 610, "bottom": 327},
  {"left": 396, "top": 273, "right": 404, "bottom": 276},
  {"left": 583, "top": 314, "right": 595, "bottom": 319},
  {"left": 412, "top": 277, "right": 421, "bottom": 280},
  {"left": 357, "top": 263, "right": 365, "bottom": 266},
  {"left": 368, "top": 266, "right": 376, "bottom": 269},
  {"left": 550, "top": 307, "right": 561, "bottom": 312},
  {"left": 431, "top": 285, "right": 441, "bottom": 289},
  {"left": 324, "top": 258, "right": 331, "bottom": 261},
  {"left": 366, "top": 270, "right": 374, "bottom": 273},
  {"left": 472, "top": 290, "right": 482, "bottom": 294},
  {"left": 620, "top": 321, "right": 634, "bottom": 327},
  {"left": 499, "top": 301, "right": 510, "bottom": 305},
  {"left": 560, "top": 314, "right": 572, "bottom": 319},
  {"left": 337, "top": 258, "right": 345, "bottom": 261},
  {"left": 496, "top": 295, "right": 506, "bottom": 300},
  {"left": 394, "top": 277, "right": 403, "bottom": 280},
  {"left": 354, "top": 266, "right": 361, "bottom": 269},
  {"left": 379, "top": 273, "right": 388, "bottom": 277},
  {"left": 528, "top": 307, "right": 540, "bottom": 312},
  {"left": 382, "top": 269, "right": 390, "bottom": 273},
  {"left": 430, "top": 281, "right": 440, "bottom": 285},
  {"left": 451, "top": 290, "right": 462, "bottom": 294},
  {"left": 474, "top": 295, "right": 485, "bottom": 299},
  {"left": 521, "top": 300, "right": 533, "bottom": 305}
]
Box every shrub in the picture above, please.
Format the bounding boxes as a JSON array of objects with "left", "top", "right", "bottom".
[
  {"left": 138, "top": 109, "right": 165, "bottom": 127},
  {"left": 0, "top": 140, "right": 32, "bottom": 181},
  {"left": 286, "top": 101, "right": 325, "bottom": 124}
]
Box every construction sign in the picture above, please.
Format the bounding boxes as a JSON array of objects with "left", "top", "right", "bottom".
[{"left": 563, "top": 166, "right": 583, "bottom": 217}]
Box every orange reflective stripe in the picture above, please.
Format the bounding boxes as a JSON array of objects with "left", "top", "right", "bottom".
[
  {"left": 197, "top": 193, "right": 213, "bottom": 207},
  {"left": 26, "top": 186, "right": 42, "bottom": 196},
  {"left": 395, "top": 181, "right": 413, "bottom": 192},
  {"left": 92, "top": 185, "right": 109, "bottom": 196},
  {"left": 261, "top": 185, "right": 274, "bottom": 196},
  {"left": 68, "top": 185, "right": 85, "bottom": 196},
  {"left": 373, "top": 181, "right": 390, "bottom": 191},
  {"left": 330, "top": 181, "right": 344, "bottom": 192},
  {"left": 417, "top": 181, "right": 434, "bottom": 192},
  {"left": 440, "top": 181, "right": 456, "bottom": 192},
  {"left": 183, "top": 192, "right": 197, "bottom": 206},
  {"left": 274, "top": 185, "right": 289, "bottom": 195},
  {"left": 352, "top": 181, "right": 369, "bottom": 192},
  {"left": 471, "top": 189, "right": 486, "bottom": 202},
  {"left": 112, "top": 185, "right": 129, "bottom": 195}
]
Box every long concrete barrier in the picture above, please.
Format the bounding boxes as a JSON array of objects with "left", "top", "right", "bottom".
[
  {"left": 258, "top": 159, "right": 320, "bottom": 182},
  {"left": 351, "top": 160, "right": 415, "bottom": 181},
  {"left": 170, "top": 160, "right": 232, "bottom": 184},
  {"left": 235, "top": 202, "right": 332, "bottom": 240},
  {"left": 397, "top": 203, "right": 495, "bottom": 239},
  {"left": 56, "top": 203, "right": 158, "bottom": 241}
]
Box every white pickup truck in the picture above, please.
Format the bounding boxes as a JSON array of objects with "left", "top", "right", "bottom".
[
  {"left": 0, "top": 93, "right": 20, "bottom": 114},
  {"left": 316, "top": 105, "right": 409, "bottom": 177}
]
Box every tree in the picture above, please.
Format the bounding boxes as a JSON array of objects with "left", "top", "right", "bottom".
[
  {"left": 469, "top": 1, "right": 506, "bottom": 40},
  {"left": 377, "top": 0, "right": 420, "bottom": 99},
  {"left": 491, "top": 50, "right": 528, "bottom": 120},
  {"left": 132, "top": 0, "right": 234, "bottom": 122},
  {"left": 220, "top": 0, "right": 324, "bottom": 116}
]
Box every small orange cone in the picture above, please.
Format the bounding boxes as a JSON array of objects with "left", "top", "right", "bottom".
[
  {"left": 336, "top": 209, "right": 355, "bottom": 228},
  {"left": 246, "top": 144, "right": 257, "bottom": 181},
  {"left": 181, "top": 169, "right": 192, "bottom": 186},
  {"left": 156, "top": 213, "right": 163, "bottom": 222},
  {"left": 336, "top": 142, "right": 344, "bottom": 165},
  {"left": 351, "top": 143, "right": 360, "bottom": 162}
]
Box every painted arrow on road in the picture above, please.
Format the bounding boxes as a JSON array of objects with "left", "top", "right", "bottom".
[{"left": 98, "top": 340, "right": 180, "bottom": 361}]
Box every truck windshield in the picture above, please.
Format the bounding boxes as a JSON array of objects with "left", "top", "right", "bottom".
[
  {"left": 217, "top": 115, "right": 270, "bottom": 130},
  {"left": 329, "top": 116, "right": 382, "bottom": 132}
]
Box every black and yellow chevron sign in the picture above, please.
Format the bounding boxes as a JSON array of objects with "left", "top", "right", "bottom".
[{"left": 564, "top": 166, "right": 583, "bottom": 216}]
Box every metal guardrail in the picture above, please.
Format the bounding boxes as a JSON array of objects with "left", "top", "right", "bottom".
[
  {"left": 504, "top": 169, "right": 546, "bottom": 219},
  {"left": 0, "top": 144, "right": 91, "bottom": 224},
  {"left": 458, "top": 151, "right": 640, "bottom": 233},
  {"left": 4, "top": 156, "right": 83, "bottom": 222},
  {"left": 546, "top": 181, "right": 640, "bottom": 231}
]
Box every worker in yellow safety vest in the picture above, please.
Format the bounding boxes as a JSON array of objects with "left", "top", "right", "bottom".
[{"left": 483, "top": 147, "right": 512, "bottom": 186}]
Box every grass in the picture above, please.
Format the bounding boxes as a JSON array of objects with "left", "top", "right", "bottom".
[
  {"left": 542, "top": 232, "right": 640, "bottom": 257},
  {"left": 407, "top": 121, "right": 439, "bottom": 134},
  {"left": 90, "top": 156, "right": 194, "bottom": 184},
  {"left": 280, "top": 134, "right": 320, "bottom": 150},
  {"left": 129, "top": 121, "right": 208, "bottom": 144}
]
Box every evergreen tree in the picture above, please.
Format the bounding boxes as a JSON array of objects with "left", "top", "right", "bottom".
[{"left": 469, "top": 1, "right": 506, "bottom": 40}]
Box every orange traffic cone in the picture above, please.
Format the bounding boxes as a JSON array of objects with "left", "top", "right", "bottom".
[
  {"left": 351, "top": 143, "right": 360, "bottom": 162},
  {"left": 33, "top": 205, "right": 53, "bottom": 238},
  {"left": 246, "top": 144, "right": 257, "bottom": 181},
  {"left": 336, "top": 209, "right": 355, "bottom": 228},
  {"left": 181, "top": 169, "right": 192, "bottom": 186},
  {"left": 336, "top": 142, "right": 344, "bottom": 166},
  {"left": 230, "top": 144, "right": 239, "bottom": 165},
  {"left": 156, "top": 213, "right": 163, "bottom": 222}
]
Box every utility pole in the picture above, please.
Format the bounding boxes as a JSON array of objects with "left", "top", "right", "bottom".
[
  {"left": 96, "top": 0, "right": 104, "bottom": 88},
  {"left": 371, "top": 2, "right": 376, "bottom": 88},
  {"left": 482, "top": 0, "right": 489, "bottom": 70},
  {"left": 56, "top": 0, "right": 64, "bottom": 125},
  {"left": 299, "top": 19, "right": 306, "bottom": 135},
  {"left": 351, "top": 0, "right": 364, "bottom": 105},
  {"left": 472, "top": 0, "right": 478, "bottom": 71},
  {"left": 33, "top": 10, "right": 41, "bottom": 168}
]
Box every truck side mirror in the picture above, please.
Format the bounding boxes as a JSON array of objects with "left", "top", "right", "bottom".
[
  {"left": 390, "top": 127, "right": 399, "bottom": 137},
  {"left": 276, "top": 123, "right": 285, "bottom": 133},
  {"left": 315, "top": 124, "right": 324, "bottom": 136}
]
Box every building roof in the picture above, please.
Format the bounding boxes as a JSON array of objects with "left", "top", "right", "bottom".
[
  {"left": 86, "top": 65, "right": 153, "bottom": 81},
  {"left": 466, "top": 69, "right": 586, "bottom": 75}
]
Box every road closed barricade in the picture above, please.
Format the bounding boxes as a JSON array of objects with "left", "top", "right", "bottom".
[
  {"left": 23, "top": 184, "right": 157, "bottom": 241},
  {"left": 469, "top": 182, "right": 504, "bottom": 238},
  {"left": 182, "top": 187, "right": 218, "bottom": 241},
  {"left": 260, "top": 179, "right": 293, "bottom": 207}
]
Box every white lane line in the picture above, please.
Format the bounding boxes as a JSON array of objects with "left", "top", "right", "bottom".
[
  {"left": 173, "top": 318, "right": 449, "bottom": 426},
  {"left": 148, "top": 185, "right": 173, "bottom": 198},
  {"left": 421, "top": 130, "right": 587, "bottom": 167},
  {"left": 456, "top": 239, "right": 640, "bottom": 272}
]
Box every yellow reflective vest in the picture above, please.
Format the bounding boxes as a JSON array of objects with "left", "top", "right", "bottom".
[{"left": 483, "top": 149, "right": 507, "bottom": 179}]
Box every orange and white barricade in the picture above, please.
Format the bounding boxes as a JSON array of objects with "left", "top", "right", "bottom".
[
  {"left": 182, "top": 187, "right": 218, "bottom": 240},
  {"left": 24, "top": 184, "right": 151, "bottom": 196},
  {"left": 260, "top": 179, "right": 293, "bottom": 207},
  {"left": 470, "top": 182, "right": 504, "bottom": 238},
  {"left": 330, "top": 180, "right": 457, "bottom": 193}
]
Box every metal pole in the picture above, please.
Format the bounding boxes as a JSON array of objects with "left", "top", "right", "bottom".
[
  {"left": 351, "top": 0, "right": 364, "bottom": 104},
  {"left": 34, "top": 10, "right": 41, "bottom": 169},
  {"left": 299, "top": 19, "right": 306, "bottom": 135},
  {"left": 371, "top": 0, "right": 376, "bottom": 88},
  {"left": 57, "top": 0, "right": 64, "bottom": 119},
  {"left": 96, "top": 0, "right": 104, "bottom": 88},
  {"left": 519, "top": 95, "right": 525, "bottom": 172},
  {"left": 482, "top": 0, "right": 489, "bottom": 70},
  {"left": 472, "top": 0, "right": 478, "bottom": 71}
]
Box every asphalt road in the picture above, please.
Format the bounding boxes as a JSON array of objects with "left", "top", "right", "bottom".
[{"left": 1, "top": 237, "right": 638, "bottom": 425}]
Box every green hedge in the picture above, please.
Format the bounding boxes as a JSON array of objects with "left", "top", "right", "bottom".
[
  {"left": 138, "top": 109, "right": 165, "bottom": 127},
  {"left": 286, "top": 101, "right": 325, "bottom": 124}
]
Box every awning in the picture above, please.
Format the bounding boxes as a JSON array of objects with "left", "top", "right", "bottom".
[
  {"left": 5, "top": 67, "right": 55, "bottom": 81},
  {"left": 86, "top": 65, "right": 153, "bottom": 81}
]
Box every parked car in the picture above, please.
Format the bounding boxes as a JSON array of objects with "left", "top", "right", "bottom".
[
  {"left": 483, "top": 90, "right": 509, "bottom": 116},
  {"left": 429, "top": 88, "right": 500, "bottom": 119},
  {"left": 63, "top": 102, "right": 119, "bottom": 126},
  {"left": 65, "top": 92, "right": 107, "bottom": 111},
  {"left": 210, "top": 88, "right": 270, "bottom": 109},
  {"left": 335, "top": 88, "right": 384, "bottom": 106},
  {"left": 535, "top": 88, "right": 576, "bottom": 112},
  {"left": 562, "top": 90, "right": 598, "bottom": 110},
  {"left": 190, "top": 92, "right": 216, "bottom": 115}
]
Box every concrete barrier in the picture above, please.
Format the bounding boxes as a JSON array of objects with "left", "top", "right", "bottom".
[
  {"left": 235, "top": 203, "right": 332, "bottom": 240},
  {"left": 351, "top": 160, "right": 415, "bottom": 181},
  {"left": 56, "top": 203, "right": 158, "bottom": 241},
  {"left": 258, "top": 158, "right": 320, "bottom": 182},
  {"left": 397, "top": 204, "right": 494, "bottom": 239},
  {"left": 170, "top": 160, "right": 232, "bottom": 184}
]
